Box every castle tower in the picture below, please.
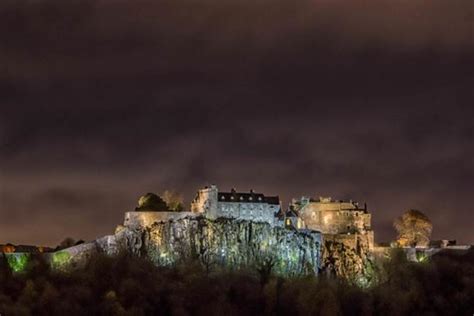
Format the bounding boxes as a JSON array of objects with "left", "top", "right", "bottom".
[{"left": 191, "top": 185, "right": 219, "bottom": 218}]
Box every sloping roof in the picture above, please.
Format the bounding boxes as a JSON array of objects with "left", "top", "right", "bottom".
[{"left": 218, "top": 191, "right": 280, "bottom": 205}]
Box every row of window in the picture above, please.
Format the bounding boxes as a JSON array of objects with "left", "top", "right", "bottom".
[
  {"left": 221, "top": 205, "right": 265, "bottom": 212},
  {"left": 221, "top": 195, "right": 263, "bottom": 201}
]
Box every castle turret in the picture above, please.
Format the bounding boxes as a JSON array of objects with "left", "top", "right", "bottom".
[{"left": 191, "top": 185, "right": 219, "bottom": 218}]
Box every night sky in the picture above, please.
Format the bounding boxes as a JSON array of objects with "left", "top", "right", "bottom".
[{"left": 0, "top": 0, "right": 473, "bottom": 246}]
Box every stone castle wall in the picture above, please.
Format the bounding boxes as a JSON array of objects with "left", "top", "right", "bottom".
[
  {"left": 124, "top": 211, "right": 196, "bottom": 229},
  {"left": 216, "top": 202, "right": 277, "bottom": 225},
  {"left": 299, "top": 205, "right": 371, "bottom": 235},
  {"left": 191, "top": 186, "right": 218, "bottom": 217},
  {"left": 191, "top": 185, "right": 279, "bottom": 225}
]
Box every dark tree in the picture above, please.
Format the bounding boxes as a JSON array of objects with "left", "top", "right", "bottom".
[{"left": 135, "top": 193, "right": 169, "bottom": 212}]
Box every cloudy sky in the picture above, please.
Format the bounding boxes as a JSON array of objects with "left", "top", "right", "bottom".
[{"left": 0, "top": 0, "right": 473, "bottom": 246}]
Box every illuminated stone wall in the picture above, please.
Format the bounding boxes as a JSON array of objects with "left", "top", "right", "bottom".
[
  {"left": 293, "top": 197, "right": 374, "bottom": 249},
  {"left": 215, "top": 202, "right": 278, "bottom": 225},
  {"left": 191, "top": 186, "right": 218, "bottom": 217},
  {"left": 123, "top": 211, "right": 196, "bottom": 229},
  {"left": 296, "top": 198, "right": 371, "bottom": 234}
]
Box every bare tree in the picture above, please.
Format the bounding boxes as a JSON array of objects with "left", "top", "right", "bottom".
[{"left": 394, "top": 209, "right": 432, "bottom": 247}]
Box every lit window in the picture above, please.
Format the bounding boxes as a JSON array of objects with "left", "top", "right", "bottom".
[
  {"left": 221, "top": 196, "right": 225, "bottom": 200},
  {"left": 249, "top": 197, "right": 253, "bottom": 201},
  {"left": 258, "top": 197, "right": 262, "bottom": 201},
  {"left": 240, "top": 196, "right": 244, "bottom": 201}
]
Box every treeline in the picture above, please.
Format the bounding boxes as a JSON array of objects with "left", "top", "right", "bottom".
[{"left": 0, "top": 249, "right": 473, "bottom": 316}]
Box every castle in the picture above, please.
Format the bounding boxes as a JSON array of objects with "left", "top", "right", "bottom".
[
  {"left": 119, "top": 185, "right": 375, "bottom": 278},
  {"left": 189, "top": 186, "right": 373, "bottom": 245},
  {"left": 2, "top": 184, "right": 469, "bottom": 277},
  {"left": 125, "top": 185, "right": 374, "bottom": 245}
]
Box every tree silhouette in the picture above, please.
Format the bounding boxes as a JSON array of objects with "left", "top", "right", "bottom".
[
  {"left": 136, "top": 193, "right": 169, "bottom": 212},
  {"left": 394, "top": 209, "right": 432, "bottom": 247}
]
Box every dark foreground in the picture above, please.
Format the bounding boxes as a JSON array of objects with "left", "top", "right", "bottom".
[{"left": 0, "top": 249, "right": 473, "bottom": 316}]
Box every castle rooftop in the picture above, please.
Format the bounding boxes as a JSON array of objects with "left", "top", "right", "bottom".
[{"left": 218, "top": 189, "right": 279, "bottom": 205}]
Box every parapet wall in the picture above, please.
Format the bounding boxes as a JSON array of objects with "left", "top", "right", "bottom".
[{"left": 124, "top": 211, "right": 196, "bottom": 229}]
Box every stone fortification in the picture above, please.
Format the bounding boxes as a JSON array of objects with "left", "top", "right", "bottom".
[
  {"left": 123, "top": 211, "right": 196, "bottom": 229},
  {"left": 293, "top": 196, "right": 374, "bottom": 249},
  {"left": 294, "top": 197, "right": 371, "bottom": 234}
]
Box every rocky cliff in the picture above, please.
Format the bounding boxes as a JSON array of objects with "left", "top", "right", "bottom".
[
  {"left": 322, "top": 233, "right": 375, "bottom": 286},
  {"left": 101, "top": 216, "right": 322, "bottom": 277},
  {"left": 4, "top": 217, "right": 378, "bottom": 283}
]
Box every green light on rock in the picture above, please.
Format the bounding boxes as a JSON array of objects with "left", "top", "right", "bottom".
[
  {"left": 6, "top": 253, "right": 30, "bottom": 273},
  {"left": 416, "top": 251, "right": 429, "bottom": 263},
  {"left": 52, "top": 251, "right": 71, "bottom": 269}
]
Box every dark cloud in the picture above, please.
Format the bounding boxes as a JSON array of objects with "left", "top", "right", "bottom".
[{"left": 0, "top": 0, "right": 473, "bottom": 245}]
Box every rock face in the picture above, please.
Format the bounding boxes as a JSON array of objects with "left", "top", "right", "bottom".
[
  {"left": 4, "top": 217, "right": 377, "bottom": 283},
  {"left": 106, "top": 216, "right": 322, "bottom": 276},
  {"left": 322, "top": 233, "right": 375, "bottom": 286}
]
